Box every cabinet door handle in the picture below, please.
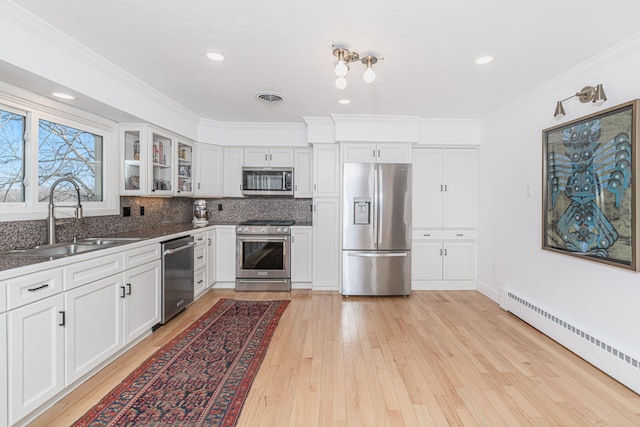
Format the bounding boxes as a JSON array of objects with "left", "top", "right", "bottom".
[
  {"left": 127, "top": 283, "right": 132, "bottom": 295},
  {"left": 440, "top": 184, "right": 443, "bottom": 192},
  {"left": 197, "top": 255, "right": 204, "bottom": 260},
  {"left": 120, "top": 286, "right": 126, "bottom": 298},
  {"left": 314, "top": 183, "right": 317, "bottom": 191},
  {"left": 423, "top": 233, "right": 431, "bottom": 237},
  {"left": 440, "top": 248, "right": 443, "bottom": 256},
  {"left": 197, "top": 279, "right": 204, "bottom": 285},
  {"left": 444, "top": 184, "right": 448, "bottom": 191},
  {"left": 208, "top": 238, "right": 212, "bottom": 246},
  {"left": 444, "top": 249, "right": 448, "bottom": 256},
  {"left": 378, "top": 149, "right": 381, "bottom": 158},
  {"left": 456, "top": 233, "right": 464, "bottom": 237},
  {"left": 373, "top": 149, "right": 376, "bottom": 158},
  {"left": 27, "top": 283, "right": 49, "bottom": 292},
  {"left": 270, "top": 154, "right": 273, "bottom": 161},
  {"left": 59, "top": 311, "right": 66, "bottom": 327},
  {"left": 198, "top": 183, "right": 201, "bottom": 190},
  {"left": 197, "top": 237, "right": 204, "bottom": 241}
]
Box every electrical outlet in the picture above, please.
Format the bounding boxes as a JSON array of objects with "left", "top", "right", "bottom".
[
  {"left": 140, "top": 206, "right": 145, "bottom": 216},
  {"left": 123, "top": 206, "right": 131, "bottom": 217},
  {"left": 218, "top": 203, "right": 223, "bottom": 211}
]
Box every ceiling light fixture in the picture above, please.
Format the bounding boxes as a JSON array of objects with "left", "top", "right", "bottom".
[
  {"left": 206, "top": 51, "right": 225, "bottom": 61},
  {"left": 553, "top": 84, "right": 607, "bottom": 118},
  {"left": 475, "top": 55, "right": 494, "bottom": 65},
  {"left": 51, "top": 92, "right": 75, "bottom": 100},
  {"left": 332, "top": 47, "right": 383, "bottom": 89},
  {"left": 338, "top": 99, "right": 351, "bottom": 105}
]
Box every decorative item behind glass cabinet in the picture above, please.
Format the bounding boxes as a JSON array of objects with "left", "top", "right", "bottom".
[{"left": 542, "top": 100, "right": 640, "bottom": 270}]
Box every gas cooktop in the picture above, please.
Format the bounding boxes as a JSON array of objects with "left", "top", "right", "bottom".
[{"left": 239, "top": 220, "right": 296, "bottom": 226}]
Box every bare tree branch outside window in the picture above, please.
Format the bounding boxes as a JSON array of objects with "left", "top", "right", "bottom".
[
  {"left": 38, "top": 119, "right": 103, "bottom": 203},
  {"left": 0, "top": 109, "right": 25, "bottom": 203}
]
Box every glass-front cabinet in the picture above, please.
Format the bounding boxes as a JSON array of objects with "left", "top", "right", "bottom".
[
  {"left": 120, "top": 124, "right": 175, "bottom": 196},
  {"left": 176, "top": 139, "right": 194, "bottom": 196}
]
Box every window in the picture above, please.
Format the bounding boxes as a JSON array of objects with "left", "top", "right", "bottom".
[
  {"left": 38, "top": 119, "right": 103, "bottom": 202},
  {"left": 0, "top": 95, "right": 117, "bottom": 220},
  {"left": 0, "top": 108, "right": 26, "bottom": 202}
]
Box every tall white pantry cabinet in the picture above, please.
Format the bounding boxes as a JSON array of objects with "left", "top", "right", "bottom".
[{"left": 411, "top": 148, "right": 478, "bottom": 289}]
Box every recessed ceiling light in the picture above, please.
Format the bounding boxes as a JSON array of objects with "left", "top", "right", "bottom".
[
  {"left": 206, "top": 51, "right": 225, "bottom": 61},
  {"left": 51, "top": 92, "right": 75, "bottom": 100},
  {"left": 338, "top": 99, "right": 351, "bottom": 105},
  {"left": 475, "top": 55, "right": 494, "bottom": 65}
]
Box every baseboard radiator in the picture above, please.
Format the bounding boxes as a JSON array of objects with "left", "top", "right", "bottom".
[{"left": 500, "top": 287, "right": 640, "bottom": 394}]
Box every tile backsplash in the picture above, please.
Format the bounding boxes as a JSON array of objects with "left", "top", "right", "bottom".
[{"left": 0, "top": 196, "right": 312, "bottom": 252}]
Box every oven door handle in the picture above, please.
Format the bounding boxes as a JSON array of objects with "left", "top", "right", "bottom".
[{"left": 237, "top": 236, "right": 288, "bottom": 242}]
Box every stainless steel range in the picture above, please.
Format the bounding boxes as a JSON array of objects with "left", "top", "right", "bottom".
[{"left": 236, "top": 220, "right": 295, "bottom": 291}]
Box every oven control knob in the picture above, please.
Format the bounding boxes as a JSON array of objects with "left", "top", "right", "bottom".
[
  {"left": 260, "top": 227, "right": 265, "bottom": 233},
  {"left": 283, "top": 227, "right": 288, "bottom": 232},
  {"left": 276, "top": 227, "right": 282, "bottom": 232},
  {"left": 237, "top": 227, "right": 242, "bottom": 233},
  {"left": 244, "top": 227, "right": 249, "bottom": 233}
]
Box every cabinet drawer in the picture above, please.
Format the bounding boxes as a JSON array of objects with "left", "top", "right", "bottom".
[
  {"left": 124, "top": 243, "right": 161, "bottom": 270},
  {"left": 193, "top": 231, "right": 207, "bottom": 246},
  {"left": 64, "top": 253, "right": 123, "bottom": 291},
  {"left": 194, "top": 244, "right": 206, "bottom": 271},
  {"left": 6, "top": 269, "right": 63, "bottom": 309},
  {"left": 194, "top": 267, "right": 207, "bottom": 298},
  {"left": 412, "top": 229, "right": 476, "bottom": 241}
]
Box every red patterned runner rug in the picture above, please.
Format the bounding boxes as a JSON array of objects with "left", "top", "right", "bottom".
[{"left": 73, "top": 298, "right": 289, "bottom": 427}]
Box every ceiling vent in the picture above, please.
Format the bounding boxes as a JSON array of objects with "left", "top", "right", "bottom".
[{"left": 255, "top": 91, "right": 285, "bottom": 104}]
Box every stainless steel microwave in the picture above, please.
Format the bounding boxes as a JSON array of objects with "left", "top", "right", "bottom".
[{"left": 242, "top": 167, "right": 294, "bottom": 196}]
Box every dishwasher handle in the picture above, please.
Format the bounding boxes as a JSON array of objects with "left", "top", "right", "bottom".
[{"left": 163, "top": 241, "right": 196, "bottom": 256}]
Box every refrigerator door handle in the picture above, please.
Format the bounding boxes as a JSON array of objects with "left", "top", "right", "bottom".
[
  {"left": 375, "top": 164, "right": 382, "bottom": 246},
  {"left": 347, "top": 252, "right": 408, "bottom": 258}
]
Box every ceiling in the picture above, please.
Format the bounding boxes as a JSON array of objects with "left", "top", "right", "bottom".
[{"left": 9, "top": 0, "right": 640, "bottom": 123}]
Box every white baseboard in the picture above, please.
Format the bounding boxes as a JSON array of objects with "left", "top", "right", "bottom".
[{"left": 476, "top": 280, "right": 499, "bottom": 303}]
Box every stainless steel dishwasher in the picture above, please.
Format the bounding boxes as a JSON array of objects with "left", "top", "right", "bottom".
[{"left": 161, "top": 235, "right": 195, "bottom": 323}]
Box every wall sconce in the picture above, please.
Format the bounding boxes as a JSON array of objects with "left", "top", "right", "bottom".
[
  {"left": 553, "top": 84, "right": 607, "bottom": 118},
  {"left": 333, "top": 47, "right": 383, "bottom": 89}
]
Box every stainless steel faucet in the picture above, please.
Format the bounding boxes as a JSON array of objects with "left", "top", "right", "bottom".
[{"left": 47, "top": 177, "right": 83, "bottom": 244}]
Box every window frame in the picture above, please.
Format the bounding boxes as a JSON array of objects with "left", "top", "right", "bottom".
[
  {"left": 0, "top": 97, "right": 119, "bottom": 221},
  {"left": 0, "top": 103, "right": 27, "bottom": 207}
]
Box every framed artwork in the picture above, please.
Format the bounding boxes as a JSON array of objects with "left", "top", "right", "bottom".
[{"left": 542, "top": 100, "right": 640, "bottom": 270}]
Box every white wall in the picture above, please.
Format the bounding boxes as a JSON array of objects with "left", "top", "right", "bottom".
[{"left": 478, "top": 34, "right": 640, "bottom": 391}]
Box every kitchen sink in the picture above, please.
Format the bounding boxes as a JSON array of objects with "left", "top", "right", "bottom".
[
  {"left": 75, "top": 237, "right": 142, "bottom": 245},
  {"left": 0, "top": 237, "right": 143, "bottom": 258}
]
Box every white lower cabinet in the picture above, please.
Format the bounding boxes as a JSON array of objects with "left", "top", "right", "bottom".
[
  {"left": 412, "top": 240, "right": 477, "bottom": 285},
  {"left": 291, "top": 226, "right": 312, "bottom": 286},
  {"left": 193, "top": 231, "right": 208, "bottom": 299},
  {"left": 8, "top": 294, "right": 65, "bottom": 425},
  {"left": 207, "top": 229, "right": 217, "bottom": 286},
  {"left": 122, "top": 260, "right": 161, "bottom": 344},
  {"left": 312, "top": 198, "right": 340, "bottom": 290},
  {"left": 215, "top": 226, "right": 236, "bottom": 284},
  {"left": 64, "top": 274, "right": 123, "bottom": 385}
]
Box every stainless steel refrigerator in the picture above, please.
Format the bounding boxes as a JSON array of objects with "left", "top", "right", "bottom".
[{"left": 342, "top": 162, "right": 412, "bottom": 296}]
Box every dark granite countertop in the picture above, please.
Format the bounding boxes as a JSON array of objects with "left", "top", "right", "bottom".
[{"left": 0, "top": 222, "right": 234, "bottom": 275}]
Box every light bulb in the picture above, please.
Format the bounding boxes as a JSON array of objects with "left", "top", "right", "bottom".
[
  {"left": 334, "top": 60, "right": 348, "bottom": 77},
  {"left": 336, "top": 76, "right": 347, "bottom": 90},
  {"left": 363, "top": 66, "right": 376, "bottom": 83}
]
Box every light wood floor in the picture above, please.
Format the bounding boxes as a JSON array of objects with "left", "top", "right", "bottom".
[{"left": 30, "top": 289, "right": 640, "bottom": 426}]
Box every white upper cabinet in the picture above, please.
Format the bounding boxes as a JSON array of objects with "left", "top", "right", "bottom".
[
  {"left": 313, "top": 144, "right": 340, "bottom": 198},
  {"left": 223, "top": 147, "right": 244, "bottom": 197},
  {"left": 343, "top": 143, "right": 412, "bottom": 164},
  {"left": 413, "top": 148, "right": 477, "bottom": 229},
  {"left": 120, "top": 124, "right": 175, "bottom": 196},
  {"left": 195, "top": 143, "right": 223, "bottom": 197},
  {"left": 175, "top": 138, "right": 194, "bottom": 196},
  {"left": 244, "top": 148, "right": 293, "bottom": 167},
  {"left": 294, "top": 148, "right": 312, "bottom": 198}
]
